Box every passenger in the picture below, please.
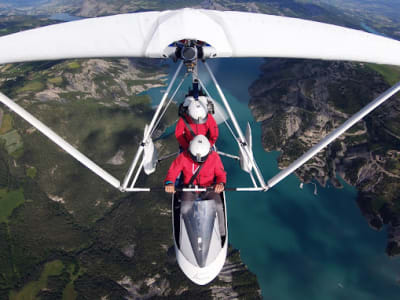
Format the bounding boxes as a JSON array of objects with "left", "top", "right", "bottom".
[
  {"left": 175, "top": 99, "right": 218, "bottom": 151},
  {"left": 164, "top": 135, "right": 226, "bottom": 236}
]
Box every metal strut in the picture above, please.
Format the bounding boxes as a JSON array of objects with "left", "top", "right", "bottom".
[
  {"left": 121, "top": 62, "right": 183, "bottom": 190},
  {"left": 203, "top": 61, "right": 267, "bottom": 189},
  {"left": 0, "top": 92, "right": 121, "bottom": 188},
  {"left": 150, "top": 72, "right": 189, "bottom": 138},
  {"left": 125, "top": 187, "right": 266, "bottom": 192},
  {"left": 198, "top": 77, "right": 238, "bottom": 139}
]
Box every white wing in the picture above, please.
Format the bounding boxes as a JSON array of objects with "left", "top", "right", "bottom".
[
  {"left": 203, "top": 10, "right": 400, "bottom": 65},
  {"left": 0, "top": 8, "right": 400, "bottom": 66},
  {"left": 0, "top": 11, "right": 162, "bottom": 64}
]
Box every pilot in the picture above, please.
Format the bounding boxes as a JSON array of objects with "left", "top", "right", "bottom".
[
  {"left": 164, "top": 135, "right": 226, "bottom": 236},
  {"left": 175, "top": 98, "right": 219, "bottom": 151}
]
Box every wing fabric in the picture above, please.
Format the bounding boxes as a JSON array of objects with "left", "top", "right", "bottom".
[
  {"left": 0, "top": 12, "right": 162, "bottom": 64},
  {"left": 0, "top": 8, "right": 400, "bottom": 66},
  {"left": 206, "top": 10, "right": 400, "bottom": 66}
]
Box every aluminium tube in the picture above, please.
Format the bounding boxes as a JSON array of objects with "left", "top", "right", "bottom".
[
  {"left": 121, "top": 62, "right": 183, "bottom": 189},
  {"left": 267, "top": 81, "right": 400, "bottom": 189},
  {"left": 124, "top": 187, "right": 266, "bottom": 192},
  {"left": 130, "top": 159, "right": 144, "bottom": 189},
  {"left": 217, "top": 151, "right": 240, "bottom": 160},
  {"left": 0, "top": 92, "right": 120, "bottom": 188},
  {"left": 204, "top": 61, "right": 267, "bottom": 188}
]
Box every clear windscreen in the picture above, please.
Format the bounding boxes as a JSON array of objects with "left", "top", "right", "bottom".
[{"left": 182, "top": 199, "right": 216, "bottom": 267}]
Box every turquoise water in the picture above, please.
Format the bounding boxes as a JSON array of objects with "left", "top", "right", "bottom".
[
  {"left": 146, "top": 59, "right": 400, "bottom": 299},
  {"left": 360, "top": 22, "right": 387, "bottom": 37}
]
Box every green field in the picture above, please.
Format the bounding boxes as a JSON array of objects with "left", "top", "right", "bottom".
[
  {"left": 62, "top": 264, "right": 83, "bottom": 300},
  {"left": 0, "top": 114, "right": 13, "bottom": 134},
  {"left": 0, "top": 188, "right": 25, "bottom": 223},
  {"left": 16, "top": 81, "right": 45, "bottom": 93},
  {"left": 26, "top": 166, "right": 37, "bottom": 179},
  {"left": 67, "top": 61, "right": 81, "bottom": 70},
  {"left": 0, "top": 12, "right": 260, "bottom": 300},
  {"left": 10, "top": 260, "right": 64, "bottom": 300},
  {"left": 0, "top": 129, "right": 23, "bottom": 156},
  {"left": 47, "top": 76, "right": 63, "bottom": 85},
  {"left": 367, "top": 64, "right": 400, "bottom": 85}
]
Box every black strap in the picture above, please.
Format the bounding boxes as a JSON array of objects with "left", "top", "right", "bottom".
[
  {"left": 188, "top": 163, "right": 204, "bottom": 186},
  {"left": 182, "top": 116, "right": 196, "bottom": 138}
]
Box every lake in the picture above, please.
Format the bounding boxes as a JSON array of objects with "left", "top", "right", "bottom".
[{"left": 147, "top": 58, "right": 400, "bottom": 299}]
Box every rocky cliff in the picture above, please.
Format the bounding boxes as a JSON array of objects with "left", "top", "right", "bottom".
[
  {"left": 0, "top": 15, "right": 261, "bottom": 299},
  {"left": 249, "top": 58, "right": 400, "bottom": 256}
]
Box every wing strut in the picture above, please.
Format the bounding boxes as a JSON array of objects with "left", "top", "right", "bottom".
[
  {"left": 0, "top": 92, "right": 120, "bottom": 188},
  {"left": 203, "top": 62, "right": 267, "bottom": 189},
  {"left": 121, "top": 61, "right": 183, "bottom": 190},
  {"left": 267, "top": 81, "right": 400, "bottom": 189}
]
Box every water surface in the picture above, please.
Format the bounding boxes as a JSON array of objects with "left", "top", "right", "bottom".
[{"left": 147, "top": 58, "right": 400, "bottom": 299}]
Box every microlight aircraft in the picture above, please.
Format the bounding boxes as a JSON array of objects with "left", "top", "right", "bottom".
[{"left": 0, "top": 8, "right": 400, "bottom": 285}]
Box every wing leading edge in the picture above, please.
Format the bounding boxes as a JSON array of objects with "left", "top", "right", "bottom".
[{"left": 0, "top": 8, "right": 399, "bottom": 66}]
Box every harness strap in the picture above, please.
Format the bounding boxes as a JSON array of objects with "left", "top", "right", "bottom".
[
  {"left": 182, "top": 116, "right": 196, "bottom": 138},
  {"left": 188, "top": 163, "right": 204, "bottom": 187}
]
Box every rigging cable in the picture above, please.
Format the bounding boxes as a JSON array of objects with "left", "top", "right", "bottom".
[
  {"left": 197, "top": 77, "right": 238, "bottom": 141},
  {"left": 149, "top": 72, "right": 189, "bottom": 138}
]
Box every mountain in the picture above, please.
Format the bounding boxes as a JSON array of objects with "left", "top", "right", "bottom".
[
  {"left": 0, "top": 14, "right": 261, "bottom": 300},
  {"left": 315, "top": 0, "right": 400, "bottom": 20},
  {"left": 1, "top": 0, "right": 400, "bottom": 298},
  {"left": 249, "top": 58, "right": 400, "bottom": 256}
]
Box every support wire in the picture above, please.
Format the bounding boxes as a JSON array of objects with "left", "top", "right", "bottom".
[
  {"left": 150, "top": 72, "right": 189, "bottom": 137},
  {"left": 0, "top": 92, "right": 120, "bottom": 188},
  {"left": 121, "top": 62, "right": 183, "bottom": 190},
  {"left": 203, "top": 61, "right": 267, "bottom": 189},
  {"left": 197, "top": 77, "right": 238, "bottom": 141}
]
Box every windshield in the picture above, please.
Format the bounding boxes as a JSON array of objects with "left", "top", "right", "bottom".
[{"left": 182, "top": 199, "right": 216, "bottom": 267}]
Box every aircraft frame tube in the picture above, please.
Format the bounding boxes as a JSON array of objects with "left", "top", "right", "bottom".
[
  {"left": 267, "top": 81, "right": 400, "bottom": 189},
  {"left": 0, "top": 92, "right": 120, "bottom": 188},
  {"left": 130, "top": 159, "right": 144, "bottom": 189},
  {"left": 125, "top": 187, "right": 265, "bottom": 192},
  {"left": 249, "top": 172, "right": 258, "bottom": 188},
  {"left": 121, "top": 62, "right": 183, "bottom": 189},
  {"left": 204, "top": 62, "right": 267, "bottom": 188},
  {"left": 217, "top": 151, "right": 240, "bottom": 160},
  {"left": 121, "top": 146, "right": 144, "bottom": 190}
]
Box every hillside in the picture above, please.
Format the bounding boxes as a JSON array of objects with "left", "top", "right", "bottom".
[
  {"left": 249, "top": 58, "right": 400, "bottom": 256},
  {"left": 0, "top": 16, "right": 261, "bottom": 300}
]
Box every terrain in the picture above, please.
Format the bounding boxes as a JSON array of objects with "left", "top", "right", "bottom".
[
  {"left": 236, "top": 1, "right": 400, "bottom": 257},
  {"left": 1, "top": 0, "right": 400, "bottom": 298},
  {"left": 249, "top": 58, "right": 400, "bottom": 256},
  {"left": 315, "top": 0, "right": 400, "bottom": 37},
  {"left": 0, "top": 15, "right": 261, "bottom": 300}
]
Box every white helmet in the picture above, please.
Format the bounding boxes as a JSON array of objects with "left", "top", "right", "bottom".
[
  {"left": 189, "top": 135, "right": 211, "bottom": 163},
  {"left": 188, "top": 100, "right": 208, "bottom": 124}
]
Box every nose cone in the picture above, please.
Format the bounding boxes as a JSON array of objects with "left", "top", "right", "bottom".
[
  {"left": 194, "top": 236, "right": 207, "bottom": 267},
  {"left": 182, "top": 200, "right": 216, "bottom": 267}
]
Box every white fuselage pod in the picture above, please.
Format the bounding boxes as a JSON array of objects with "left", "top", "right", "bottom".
[{"left": 172, "top": 192, "right": 228, "bottom": 285}]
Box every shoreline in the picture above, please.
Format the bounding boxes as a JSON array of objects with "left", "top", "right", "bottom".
[{"left": 248, "top": 58, "right": 400, "bottom": 256}]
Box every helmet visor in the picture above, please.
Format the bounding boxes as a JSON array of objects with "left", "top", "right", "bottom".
[
  {"left": 190, "top": 151, "right": 210, "bottom": 163},
  {"left": 190, "top": 115, "right": 208, "bottom": 124}
]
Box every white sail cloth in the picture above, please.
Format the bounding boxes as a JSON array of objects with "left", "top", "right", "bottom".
[{"left": 0, "top": 8, "right": 399, "bottom": 65}]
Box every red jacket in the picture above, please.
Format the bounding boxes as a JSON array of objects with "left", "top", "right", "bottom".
[
  {"left": 164, "top": 151, "right": 226, "bottom": 187},
  {"left": 175, "top": 113, "right": 218, "bottom": 150}
]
